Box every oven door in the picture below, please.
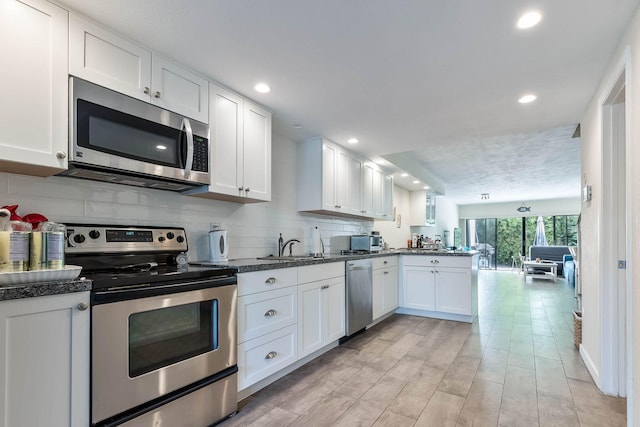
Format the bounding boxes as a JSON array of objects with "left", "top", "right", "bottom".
[{"left": 91, "top": 282, "right": 236, "bottom": 424}]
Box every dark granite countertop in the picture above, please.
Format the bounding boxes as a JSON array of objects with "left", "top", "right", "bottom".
[
  {"left": 0, "top": 278, "right": 92, "bottom": 302},
  {"left": 191, "top": 250, "right": 477, "bottom": 273}
]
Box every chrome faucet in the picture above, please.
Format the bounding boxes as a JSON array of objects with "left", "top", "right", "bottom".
[{"left": 278, "top": 233, "right": 301, "bottom": 257}]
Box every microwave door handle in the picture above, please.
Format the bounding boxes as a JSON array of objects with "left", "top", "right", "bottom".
[{"left": 182, "top": 117, "right": 194, "bottom": 178}]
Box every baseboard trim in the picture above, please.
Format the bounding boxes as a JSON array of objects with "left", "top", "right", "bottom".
[
  {"left": 580, "top": 344, "right": 601, "bottom": 388},
  {"left": 395, "top": 307, "right": 475, "bottom": 323}
]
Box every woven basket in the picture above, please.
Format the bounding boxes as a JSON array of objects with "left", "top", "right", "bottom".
[{"left": 573, "top": 311, "right": 582, "bottom": 347}]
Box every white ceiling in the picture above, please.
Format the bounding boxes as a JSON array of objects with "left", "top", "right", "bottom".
[{"left": 57, "top": 0, "right": 639, "bottom": 205}]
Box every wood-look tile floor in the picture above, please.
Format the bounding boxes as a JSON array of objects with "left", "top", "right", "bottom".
[{"left": 223, "top": 271, "right": 626, "bottom": 427}]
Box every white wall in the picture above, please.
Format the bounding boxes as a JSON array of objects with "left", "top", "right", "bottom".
[
  {"left": 580, "top": 2, "right": 640, "bottom": 416},
  {"left": 458, "top": 197, "right": 580, "bottom": 219},
  {"left": 373, "top": 184, "right": 411, "bottom": 249},
  {"left": 0, "top": 133, "right": 372, "bottom": 261}
]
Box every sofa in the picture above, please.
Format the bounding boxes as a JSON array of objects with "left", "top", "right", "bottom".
[{"left": 529, "top": 245, "right": 572, "bottom": 276}]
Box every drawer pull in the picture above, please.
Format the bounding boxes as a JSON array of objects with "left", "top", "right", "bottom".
[
  {"left": 430, "top": 270, "right": 434, "bottom": 274},
  {"left": 264, "top": 309, "right": 277, "bottom": 318},
  {"left": 383, "top": 260, "right": 388, "bottom": 264},
  {"left": 265, "top": 351, "right": 278, "bottom": 360},
  {"left": 265, "top": 277, "right": 276, "bottom": 284},
  {"left": 384, "top": 271, "right": 389, "bottom": 275},
  {"left": 321, "top": 285, "right": 329, "bottom": 290}
]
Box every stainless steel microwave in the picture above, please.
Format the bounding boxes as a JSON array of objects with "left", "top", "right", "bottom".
[{"left": 59, "top": 77, "right": 210, "bottom": 192}]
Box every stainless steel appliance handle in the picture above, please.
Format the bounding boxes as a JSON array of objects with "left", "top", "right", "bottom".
[
  {"left": 348, "top": 266, "right": 369, "bottom": 271},
  {"left": 182, "top": 117, "right": 194, "bottom": 178}
]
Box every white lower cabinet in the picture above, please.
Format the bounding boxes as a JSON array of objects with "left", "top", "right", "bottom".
[
  {"left": 298, "top": 273, "right": 345, "bottom": 359},
  {"left": 0, "top": 292, "right": 90, "bottom": 427},
  {"left": 400, "top": 255, "right": 477, "bottom": 322},
  {"left": 237, "top": 324, "right": 297, "bottom": 391},
  {"left": 372, "top": 256, "right": 399, "bottom": 320}
]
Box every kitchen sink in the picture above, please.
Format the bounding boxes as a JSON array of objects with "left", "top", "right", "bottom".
[{"left": 256, "top": 255, "right": 322, "bottom": 261}]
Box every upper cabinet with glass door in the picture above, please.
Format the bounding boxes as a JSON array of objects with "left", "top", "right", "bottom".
[{"left": 409, "top": 190, "right": 436, "bottom": 226}]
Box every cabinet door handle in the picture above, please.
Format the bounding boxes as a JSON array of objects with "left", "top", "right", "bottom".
[
  {"left": 384, "top": 271, "right": 389, "bottom": 275},
  {"left": 264, "top": 309, "right": 277, "bottom": 318},
  {"left": 56, "top": 151, "right": 67, "bottom": 159},
  {"left": 154, "top": 91, "right": 161, "bottom": 98},
  {"left": 265, "top": 277, "right": 276, "bottom": 284},
  {"left": 245, "top": 187, "right": 250, "bottom": 192},
  {"left": 321, "top": 285, "right": 329, "bottom": 290},
  {"left": 383, "top": 260, "right": 388, "bottom": 264},
  {"left": 430, "top": 270, "right": 434, "bottom": 274},
  {"left": 76, "top": 302, "right": 89, "bottom": 311},
  {"left": 143, "top": 87, "right": 150, "bottom": 94},
  {"left": 238, "top": 186, "right": 244, "bottom": 191},
  {"left": 265, "top": 351, "right": 278, "bottom": 360}
]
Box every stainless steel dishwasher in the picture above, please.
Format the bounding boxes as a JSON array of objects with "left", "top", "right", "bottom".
[{"left": 346, "top": 259, "right": 373, "bottom": 336}]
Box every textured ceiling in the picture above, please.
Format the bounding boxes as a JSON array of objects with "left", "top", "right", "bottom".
[{"left": 56, "top": 0, "right": 639, "bottom": 204}]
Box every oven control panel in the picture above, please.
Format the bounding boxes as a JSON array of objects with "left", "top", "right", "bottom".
[{"left": 64, "top": 224, "right": 188, "bottom": 253}]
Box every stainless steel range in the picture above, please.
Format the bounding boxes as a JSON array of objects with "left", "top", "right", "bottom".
[{"left": 65, "top": 224, "right": 238, "bottom": 427}]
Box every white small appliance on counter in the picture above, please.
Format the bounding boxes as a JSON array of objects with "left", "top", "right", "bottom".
[{"left": 209, "top": 224, "right": 229, "bottom": 262}]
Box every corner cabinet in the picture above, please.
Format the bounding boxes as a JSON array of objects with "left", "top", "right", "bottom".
[
  {"left": 399, "top": 255, "right": 478, "bottom": 323},
  {"left": 297, "top": 138, "right": 393, "bottom": 220},
  {"left": 0, "top": 292, "right": 90, "bottom": 427},
  {"left": 69, "top": 14, "right": 208, "bottom": 123},
  {"left": 187, "top": 83, "right": 271, "bottom": 203},
  {"left": 0, "top": 0, "right": 69, "bottom": 175}
]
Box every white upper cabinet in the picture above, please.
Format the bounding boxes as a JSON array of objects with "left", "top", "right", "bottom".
[
  {"left": 298, "top": 138, "right": 392, "bottom": 220},
  {"left": 382, "top": 174, "right": 394, "bottom": 219},
  {"left": 69, "top": 14, "right": 208, "bottom": 123},
  {"left": 187, "top": 83, "right": 271, "bottom": 203},
  {"left": 0, "top": 0, "right": 69, "bottom": 175}
]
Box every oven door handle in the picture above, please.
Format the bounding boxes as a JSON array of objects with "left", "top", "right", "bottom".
[
  {"left": 181, "top": 117, "right": 194, "bottom": 179},
  {"left": 91, "top": 275, "right": 237, "bottom": 305}
]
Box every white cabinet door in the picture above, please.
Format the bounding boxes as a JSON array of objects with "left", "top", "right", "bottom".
[
  {"left": 336, "top": 149, "right": 349, "bottom": 213},
  {"left": 0, "top": 0, "right": 68, "bottom": 175},
  {"left": 208, "top": 83, "right": 243, "bottom": 197},
  {"left": 0, "top": 292, "right": 90, "bottom": 427},
  {"left": 242, "top": 100, "right": 272, "bottom": 201},
  {"left": 151, "top": 56, "right": 208, "bottom": 123},
  {"left": 383, "top": 266, "right": 399, "bottom": 314},
  {"left": 373, "top": 168, "right": 385, "bottom": 218},
  {"left": 69, "top": 13, "right": 151, "bottom": 102},
  {"left": 402, "top": 266, "right": 435, "bottom": 311},
  {"left": 323, "top": 276, "right": 345, "bottom": 344},
  {"left": 346, "top": 155, "right": 364, "bottom": 216},
  {"left": 362, "top": 163, "right": 374, "bottom": 217},
  {"left": 382, "top": 174, "right": 394, "bottom": 219},
  {"left": 298, "top": 280, "right": 323, "bottom": 358},
  {"left": 321, "top": 143, "right": 338, "bottom": 211},
  {"left": 435, "top": 267, "right": 472, "bottom": 315},
  {"left": 372, "top": 268, "right": 385, "bottom": 320}
]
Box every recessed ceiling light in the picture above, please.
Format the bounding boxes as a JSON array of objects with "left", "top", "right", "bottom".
[
  {"left": 517, "top": 11, "right": 542, "bottom": 29},
  {"left": 254, "top": 83, "right": 271, "bottom": 93},
  {"left": 156, "top": 145, "right": 167, "bottom": 150},
  {"left": 293, "top": 124, "right": 302, "bottom": 129},
  {"left": 347, "top": 138, "right": 359, "bottom": 144},
  {"left": 400, "top": 173, "right": 408, "bottom": 177},
  {"left": 412, "top": 180, "right": 420, "bottom": 184},
  {"left": 518, "top": 94, "right": 537, "bottom": 104},
  {"left": 423, "top": 186, "right": 430, "bottom": 190},
  {"left": 375, "top": 159, "right": 386, "bottom": 165}
]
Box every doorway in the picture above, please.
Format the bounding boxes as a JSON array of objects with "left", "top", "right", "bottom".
[{"left": 600, "top": 57, "right": 629, "bottom": 399}]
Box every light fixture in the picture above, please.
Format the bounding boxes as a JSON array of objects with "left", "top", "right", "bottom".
[
  {"left": 401, "top": 173, "right": 408, "bottom": 177},
  {"left": 517, "top": 203, "right": 531, "bottom": 213},
  {"left": 517, "top": 11, "right": 542, "bottom": 29},
  {"left": 156, "top": 144, "right": 167, "bottom": 150},
  {"left": 518, "top": 94, "right": 537, "bottom": 104},
  {"left": 254, "top": 83, "right": 271, "bottom": 93},
  {"left": 293, "top": 124, "right": 302, "bottom": 129},
  {"left": 412, "top": 180, "right": 420, "bottom": 184},
  {"left": 481, "top": 193, "right": 489, "bottom": 200},
  {"left": 423, "top": 186, "right": 430, "bottom": 190},
  {"left": 347, "top": 138, "right": 359, "bottom": 144},
  {"left": 375, "top": 159, "right": 386, "bottom": 165}
]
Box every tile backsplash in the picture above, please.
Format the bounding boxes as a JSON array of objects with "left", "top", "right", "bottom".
[{"left": 0, "top": 135, "right": 372, "bottom": 261}]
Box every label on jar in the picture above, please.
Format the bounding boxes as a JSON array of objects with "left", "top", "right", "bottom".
[
  {"left": 9, "top": 233, "right": 29, "bottom": 261},
  {"left": 46, "top": 233, "right": 65, "bottom": 261}
]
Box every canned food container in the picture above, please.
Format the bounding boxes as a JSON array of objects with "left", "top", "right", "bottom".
[
  {"left": 0, "top": 230, "right": 31, "bottom": 272},
  {"left": 30, "top": 222, "right": 66, "bottom": 270}
]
